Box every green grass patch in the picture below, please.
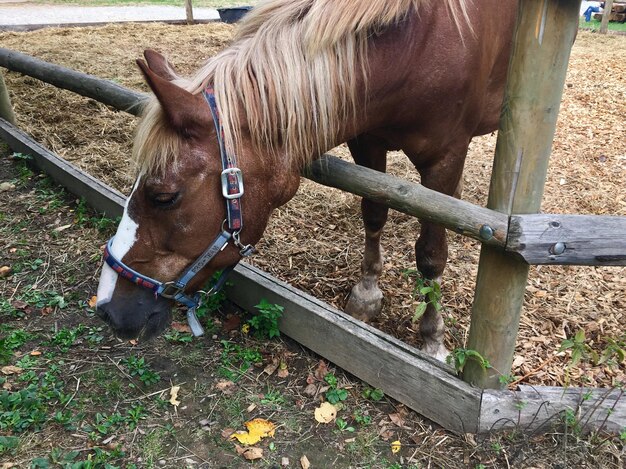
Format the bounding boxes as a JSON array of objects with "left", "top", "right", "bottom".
[{"left": 579, "top": 17, "right": 626, "bottom": 33}]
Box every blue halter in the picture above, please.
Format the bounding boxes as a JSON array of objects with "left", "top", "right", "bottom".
[{"left": 102, "top": 89, "right": 255, "bottom": 337}]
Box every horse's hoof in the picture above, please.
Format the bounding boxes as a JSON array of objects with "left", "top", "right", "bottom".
[
  {"left": 422, "top": 341, "right": 450, "bottom": 363},
  {"left": 344, "top": 283, "right": 383, "bottom": 322}
]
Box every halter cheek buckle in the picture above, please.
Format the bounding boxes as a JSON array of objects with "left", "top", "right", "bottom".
[
  {"left": 221, "top": 167, "right": 244, "bottom": 199},
  {"left": 160, "top": 281, "right": 184, "bottom": 299}
]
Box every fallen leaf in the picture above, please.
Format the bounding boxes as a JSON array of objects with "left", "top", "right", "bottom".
[
  {"left": 0, "top": 266, "right": 11, "bottom": 278},
  {"left": 0, "top": 182, "right": 15, "bottom": 192},
  {"left": 388, "top": 413, "right": 406, "bottom": 428},
  {"left": 246, "top": 403, "right": 257, "bottom": 413},
  {"left": 88, "top": 295, "right": 98, "bottom": 308},
  {"left": 129, "top": 339, "right": 138, "bottom": 346},
  {"left": 215, "top": 380, "right": 236, "bottom": 395},
  {"left": 171, "top": 322, "right": 191, "bottom": 333},
  {"left": 1, "top": 366, "right": 22, "bottom": 375},
  {"left": 391, "top": 440, "right": 401, "bottom": 454},
  {"left": 277, "top": 361, "right": 289, "bottom": 378},
  {"left": 306, "top": 374, "right": 316, "bottom": 385},
  {"left": 314, "top": 360, "right": 329, "bottom": 380},
  {"left": 234, "top": 444, "right": 263, "bottom": 461},
  {"left": 263, "top": 358, "right": 279, "bottom": 376},
  {"left": 41, "top": 306, "right": 53, "bottom": 316},
  {"left": 314, "top": 402, "right": 337, "bottom": 424},
  {"left": 221, "top": 427, "right": 235, "bottom": 439},
  {"left": 300, "top": 455, "right": 311, "bottom": 469},
  {"left": 281, "top": 457, "right": 290, "bottom": 467},
  {"left": 230, "top": 418, "right": 276, "bottom": 445},
  {"left": 30, "top": 350, "right": 42, "bottom": 356},
  {"left": 303, "top": 383, "right": 318, "bottom": 396},
  {"left": 11, "top": 300, "right": 29, "bottom": 310},
  {"left": 53, "top": 223, "right": 72, "bottom": 233},
  {"left": 222, "top": 315, "right": 241, "bottom": 332},
  {"left": 169, "top": 385, "right": 181, "bottom": 406}
]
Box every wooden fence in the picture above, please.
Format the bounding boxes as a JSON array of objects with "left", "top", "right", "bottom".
[{"left": 1, "top": 0, "right": 624, "bottom": 433}]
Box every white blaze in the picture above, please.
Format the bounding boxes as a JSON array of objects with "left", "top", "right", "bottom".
[{"left": 96, "top": 179, "right": 141, "bottom": 306}]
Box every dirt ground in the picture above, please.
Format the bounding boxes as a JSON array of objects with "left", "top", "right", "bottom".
[{"left": 0, "top": 21, "right": 625, "bottom": 467}]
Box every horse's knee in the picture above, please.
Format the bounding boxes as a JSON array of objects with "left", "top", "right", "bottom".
[{"left": 415, "top": 230, "right": 448, "bottom": 280}]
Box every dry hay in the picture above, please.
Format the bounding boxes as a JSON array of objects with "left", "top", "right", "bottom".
[{"left": 1, "top": 23, "right": 624, "bottom": 390}]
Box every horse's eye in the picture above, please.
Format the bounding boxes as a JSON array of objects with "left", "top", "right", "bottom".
[{"left": 151, "top": 192, "right": 180, "bottom": 208}]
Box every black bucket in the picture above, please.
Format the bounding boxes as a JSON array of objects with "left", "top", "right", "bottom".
[{"left": 217, "top": 6, "right": 253, "bottom": 24}]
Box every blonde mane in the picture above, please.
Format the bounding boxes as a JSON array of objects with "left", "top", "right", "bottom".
[{"left": 134, "top": 0, "right": 470, "bottom": 175}]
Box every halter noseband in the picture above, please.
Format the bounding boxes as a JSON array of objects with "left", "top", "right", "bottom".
[{"left": 102, "top": 89, "right": 255, "bottom": 337}]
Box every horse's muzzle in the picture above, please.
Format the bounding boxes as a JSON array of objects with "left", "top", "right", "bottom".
[{"left": 96, "top": 287, "right": 172, "bottom": 341}]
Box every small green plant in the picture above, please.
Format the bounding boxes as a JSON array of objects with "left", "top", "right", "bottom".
[
  {"left": 0, "top": 329, "right": 32, "bottom": 364},
  {"left": 403, "top": 269, "right": 442, "bottom": 322},
  {"left": 353, "top": 410, "right": 372, "bottom": 426},
  {"left": 164, "top": 329, "right": 194, "bottom": 344},
  {"left": 362, "top": 387, "right": 384, "bottom": 402},
  {"left": 559, "top": 329, "right": 595, "bottom": 367},
  {"left": 122, "top": 356, "right": 161, "bottom": 386},
  {"left": 447, "top": 348, "right": 491, "bottom": 374},
  {"left": 49, "top": 325, "right": 85, "bottom": 352},
  {"left": 620, "top": 427, "right": 626, "bottom": 441},
  {"left": 218, "top": 341, "right": 263, "bottom": 381},
  {"left": 0, "top": 435, "right": 19, "bottom": 456},
  {"left": 335, "top": 417, "right": 355, "bottom": 432},
  {"left": 126, "top": 404, "right": 147, "bottom": 430},
  {"left": 324, "top": 372, "right": 348, "bottom": 404},
  {"left": 248, "top": 299, "right": 283, "bottom": 339}
]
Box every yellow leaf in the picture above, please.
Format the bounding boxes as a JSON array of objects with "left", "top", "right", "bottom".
[
  {"left": 169, "top": 385, "right": 181, "bottom": 406},
  {"left": 391, "top": 440, "right": 401, "bottom": 454},
  {"left": 241, "top": 324, "right": 250, "bottom": 334},
  {"left": 230, "top": 418, "right": 276, "bottom": 446},
  {"left": 231, "top": 431, "right": 262, "bottom": 445},
  {"left": 300, "top": 455, "right": 311, "bottom": 469},
  {"left": 314, "top": 402, "right": 337, "bottom": 423},
  {"left": 246, "top": 418, "right": 276, "bottom": 438},
  {"left": 88, "top": 295, "right": 98, "bottom": 308}
]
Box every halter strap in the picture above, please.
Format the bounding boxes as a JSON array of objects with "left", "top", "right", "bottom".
[{"left": 102, "top": 89, "right": 255, "bottom": 337}]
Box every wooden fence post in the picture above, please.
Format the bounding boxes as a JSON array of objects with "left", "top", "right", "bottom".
[
  {"left": 600, "top": 0, "right": 614, "bottom": 33},
  {"left": 0, "top": 71, "right": 16, "bottom": 125},
  {"left": 185, "top": 0, "right": 194, "bottom": 25},
  {"left": 463, "top": 0, "right": 582, "bottom": 389}
]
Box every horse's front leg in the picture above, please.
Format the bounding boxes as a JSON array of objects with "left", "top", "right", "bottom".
[
  {"left": 413, "top": 149, "right": 466, "bottom": 361},
  {"left": 344, "top": 135, "right": 389, "bottom": 322}
]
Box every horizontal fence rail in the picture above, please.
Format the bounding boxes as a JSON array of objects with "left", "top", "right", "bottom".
[{"left": 1, "top": 48, "right": 624, "bottom": 266}]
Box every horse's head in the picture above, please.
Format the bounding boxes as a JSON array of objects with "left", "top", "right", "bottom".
[{"left": 96, "top": 50, "right": 299, "bottom": 341}]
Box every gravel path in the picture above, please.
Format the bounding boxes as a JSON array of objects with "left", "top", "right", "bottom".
[{"left": 0, "top": 2, "right": 220, "bottom": 29}]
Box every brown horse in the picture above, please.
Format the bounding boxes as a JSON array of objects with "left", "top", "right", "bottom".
[{"left": 96, "top": 0, "right": 517, "bottom": 359}]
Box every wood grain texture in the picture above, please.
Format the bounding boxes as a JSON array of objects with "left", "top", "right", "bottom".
[
  {"left": 481, "top": 385, "right": 626, "bottom": 433},
  {"left": 464, "top": 0, "right": 582, "bottom": 388},
  {"left": 306, "top": 156, "right": 509, "bottom": 248},
  {"left": 0, "top": 48, "right": 147, "bottom": 116},
  {"left": 508, "top": 214, "right": 626, "bottom": 265},
  {"left": 227, "top": 262, "right": 482, "bottom": 434},
  {"left": 0, "top": 118, "right": 125, "bottom": 218}
]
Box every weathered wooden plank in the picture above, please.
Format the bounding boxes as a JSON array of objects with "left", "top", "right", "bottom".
[
  {"left": 480, "top": 386, "right": 626, "bottom": 434},
  {"left": 508, "top": 214, "right": 626, "bottom": 266},
  {"left": 226, "top": 262, "right": 482, "bottom": 434},
  {"left": 0, "top": 118, "right": 125, "bottom": 218},
  {"left": 306, "top": 156, "right": 509, "bottom": 248},
  {"left": 464, "top": 0, "right": 582, "bottom": 388},
  {"left": 0, "top": 48, "right": 147, "bottom": 116}
]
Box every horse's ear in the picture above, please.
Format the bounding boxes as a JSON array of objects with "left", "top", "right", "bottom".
[
  {"left": 136, "top": 58, "right": 211, "bottom": 134},
  {"left": 143, "top": 49, "right": 178, "bottom": 81}
]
